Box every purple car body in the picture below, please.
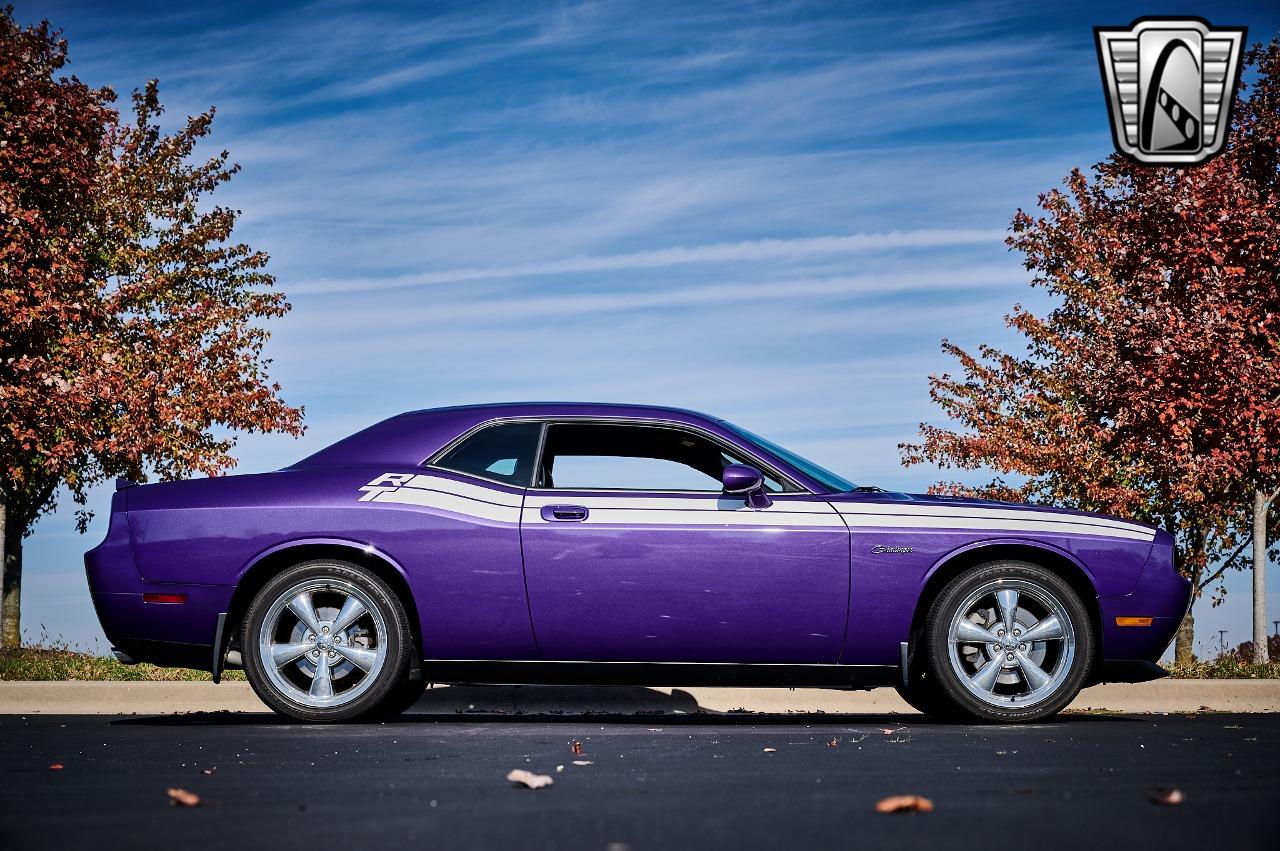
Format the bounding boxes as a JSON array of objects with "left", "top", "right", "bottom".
[{"left": 85, "top": 402, "right": 1188, "bottom": 694}]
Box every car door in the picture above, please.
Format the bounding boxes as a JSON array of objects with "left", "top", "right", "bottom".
[
  {"left": 519, "top": 420, "right": 849, "bottom": 664},
  {"left": 357, "top": 420, "right": 545, "bottom": 660}
]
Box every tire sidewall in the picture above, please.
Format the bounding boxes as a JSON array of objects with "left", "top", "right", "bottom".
[
  {"left": 925, "top": 560, "right": 1094, "bottom": 723},
  {"left": 242, "top": 560, "right": 412, "bottom": 723}
]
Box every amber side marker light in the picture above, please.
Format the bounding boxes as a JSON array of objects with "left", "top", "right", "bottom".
[
  {"left": 1115, "top": 616, "right": 1153, "bottom": 627},
  {"left": 142, "top": 593, "right": 187, "bottom": 604}
]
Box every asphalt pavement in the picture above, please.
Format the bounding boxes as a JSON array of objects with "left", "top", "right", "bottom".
[{"left": 1, "top": 711, "right": 1277, "bottom": 850}]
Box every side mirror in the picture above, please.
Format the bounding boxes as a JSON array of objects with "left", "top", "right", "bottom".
[{"left": 722, "top": 464, "right": 772, "bottom": 509}]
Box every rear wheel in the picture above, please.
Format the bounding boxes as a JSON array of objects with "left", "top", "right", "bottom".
[
  {"left": 242, "top": 560, "right": 412, "bottom": 722},
  {"left": 924, "top": 561, "right": 1093, "bottom": 723}
]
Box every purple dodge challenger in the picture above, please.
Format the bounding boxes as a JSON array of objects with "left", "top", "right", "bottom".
[{"left": 85, "top": 403, "right": 1189, "bottom": 723}]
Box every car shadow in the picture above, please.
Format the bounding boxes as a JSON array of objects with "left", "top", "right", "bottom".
[{"left": 109, "top": 684, "right": 1147, "bottom": 727}]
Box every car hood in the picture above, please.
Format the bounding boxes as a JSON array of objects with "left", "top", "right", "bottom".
[{"left": 822, "top": 490, "right": 1157, "bottom": 531}]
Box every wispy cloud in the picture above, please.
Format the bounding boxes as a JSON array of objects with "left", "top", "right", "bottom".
[{"left": 292, "top": 228, "right": 1005, "bottom": 294}]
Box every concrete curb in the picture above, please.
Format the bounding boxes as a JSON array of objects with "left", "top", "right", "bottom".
[{"left": 1, "top": 679, "right": 1277, "bottom": 715}]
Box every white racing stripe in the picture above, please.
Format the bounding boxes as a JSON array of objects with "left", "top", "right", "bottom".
[
  {"left": 521, "top": 506, "right": 847, "bottom": 528},
  {"left": 833, "top": 502, "right": 1150, "bottom": 535},
  {"left": 354, "top": 473, "right": 1155, "bottom": 540},
  {"left": 358, "top": 472, "right": 523, "bottom": 523},
  {"left": 364, "top": 487, "right": 521, "bottom": 523},
  {"left": 402, "top": 474, "right": 524, "bottom": 507},
  {"left": 358, "top": 472, "right": 524, "bottom": 506},
  {"left": 523, "top": 493, "right": 834, "bottom": 513},
  {"left": 525, "top": 493, "right": 844, "bottom": 527},
  {"left": 834, "top": 506, "right": 1154, "bottom": 541}
]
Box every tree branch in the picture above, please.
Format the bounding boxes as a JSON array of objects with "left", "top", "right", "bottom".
[{"left": 1198, "top": 535, "right": 1254, "bottom": 591}]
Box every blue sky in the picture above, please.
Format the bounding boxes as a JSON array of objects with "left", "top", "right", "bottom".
[{"left": 18, "top": 0, "right": 1280, "bottom": 656}]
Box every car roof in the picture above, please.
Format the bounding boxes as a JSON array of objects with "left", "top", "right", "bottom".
[
  {"left": 289, "top": 402, "right": 723, "bottom": 470},
  {"left": 398, "top": 401, "right": 712, "bottom": 419}
]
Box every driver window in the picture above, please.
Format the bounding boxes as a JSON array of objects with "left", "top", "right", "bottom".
[{"left": 538, "top": 422, "right": 787, "bottom": 492}]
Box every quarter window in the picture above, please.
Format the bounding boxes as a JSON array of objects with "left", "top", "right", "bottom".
[{"left": 434, "top": 421, "right": 542, "bottom": 486}]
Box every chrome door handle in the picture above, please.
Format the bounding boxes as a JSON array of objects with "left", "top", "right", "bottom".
[{"left": 541, "top": 504, "right": 589, "bottom": 522}]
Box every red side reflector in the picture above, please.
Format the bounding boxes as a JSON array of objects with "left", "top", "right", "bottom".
[
  {"left": 142, "top": 593, "right": 187, "bottom": 604},
  {"left": 1115, "top": 616, "right": 1153, "bottom": 627}
]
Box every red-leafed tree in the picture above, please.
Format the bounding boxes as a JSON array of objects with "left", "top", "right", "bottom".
[
  {"left": 901, "top": 40, "right": 1280, "bottom": 665},
  {"left": 0, "top": 9, "right": 304, "bottom": 647}
]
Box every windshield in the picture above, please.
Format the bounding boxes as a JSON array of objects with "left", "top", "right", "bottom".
[{"left": 718, "top": 421, "right": 857, "bottom": 493}]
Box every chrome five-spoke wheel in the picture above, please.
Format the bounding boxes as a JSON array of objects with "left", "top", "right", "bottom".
[
  {"left": 258, "top": 578, "right": 388, "bottom": 709},
  {"left": 243, "top": 560, "right": 412, "bottom": 722},
  {"left": 947, "top": 579, "right": 1075, "bottom": 708},
  {"left": 925, "top": 561, "right": 1093, "bottom": 722}
]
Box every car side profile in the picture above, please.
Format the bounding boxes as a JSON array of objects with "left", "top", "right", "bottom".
[{"left": 85, "top": 402, "right": 1189, "bottom": 723}]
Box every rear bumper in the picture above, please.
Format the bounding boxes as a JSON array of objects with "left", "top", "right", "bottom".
[
  {"left": 107, "top": 637, "right": 213, "bottom": 670},
  {"left": 89, "top": 587, "right": 232, "bottom": 655},
  {"left": 84, "top": 494, "right": 231, "bottom": 668}
]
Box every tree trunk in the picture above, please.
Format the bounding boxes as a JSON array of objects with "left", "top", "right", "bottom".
[
  {"left": 1253, "top": 488, "right": 1271, "bottom": 664},
  {"left": 1173, "top": 523, "right": 1205, "bottom": 667},
  {"left": 0, "top": 494, "right": 19, "bottom": 648},
  {"left": 1175, "top": 611, "right": 1195, "bottom": 666},
  {"left": 0, "top": 488, "right": 6, "bottom": 645}
]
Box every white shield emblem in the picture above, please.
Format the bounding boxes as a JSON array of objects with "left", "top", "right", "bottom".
[{"left": 1095, "top": 18, "right": 1246, "bottom": 165}]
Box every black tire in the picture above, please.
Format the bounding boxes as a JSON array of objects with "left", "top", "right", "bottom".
[
  {"left": 923, "top": 560, "right": 1093, "bottom": 723},
  {"left": 242, "top": 560, "right": 413, "bottom": 723}
]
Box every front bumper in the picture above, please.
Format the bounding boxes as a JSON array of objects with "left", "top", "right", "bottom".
[{"left": 1096, "top": 529, "right": 1190, "bottom": 664}]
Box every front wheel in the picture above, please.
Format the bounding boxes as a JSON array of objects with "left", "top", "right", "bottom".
[
  {"left": 923, "top": 561, "right": 1094, "bottom": 723},
  {"left": 242, "top": 560, "right": 413, "bottom": 722}
]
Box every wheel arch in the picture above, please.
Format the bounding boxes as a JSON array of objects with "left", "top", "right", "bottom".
[
  {"left": 224, "top": 539, "right": 423, "bottom": 676},
  {"left": 906, "top": 539, "right": 1104, "bottom": 679}
]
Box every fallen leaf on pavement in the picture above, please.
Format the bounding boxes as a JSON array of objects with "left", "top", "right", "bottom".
[
  {"left": 167, "top": 788, "right": 202, "bottom": 807},
  {"left": 826, "top": 738, "right": 839, "bottom": 748},
  {"left": 570, "top": 740, "right": 583, "bottom": 755},
  {"left": 48, "top": 763, "right": 63, "bottom": 771},
  {"left": 875, "top": 795, "right": 933, "bottom": 814},
  {"left": 507, "top": 769, "right": 554, "bottom": 789},
  {"left": 880, "top": 728, "right": 900, "bottom": 735},
  {"left": 1151, "top": 788, "right": 1185, "bottom": 806}
]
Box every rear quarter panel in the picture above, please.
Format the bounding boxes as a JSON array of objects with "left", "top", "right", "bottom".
[{"left": 122, "top": 467, "right": 538, "bottom": 659}]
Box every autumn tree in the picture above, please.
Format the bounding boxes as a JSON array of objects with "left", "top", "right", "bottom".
[
  {"left": 0, "top": 9, "right": 304, "bottom": 647},
  {"left": 901, "top": 40, "right": 1280, "bottom": 665}
]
